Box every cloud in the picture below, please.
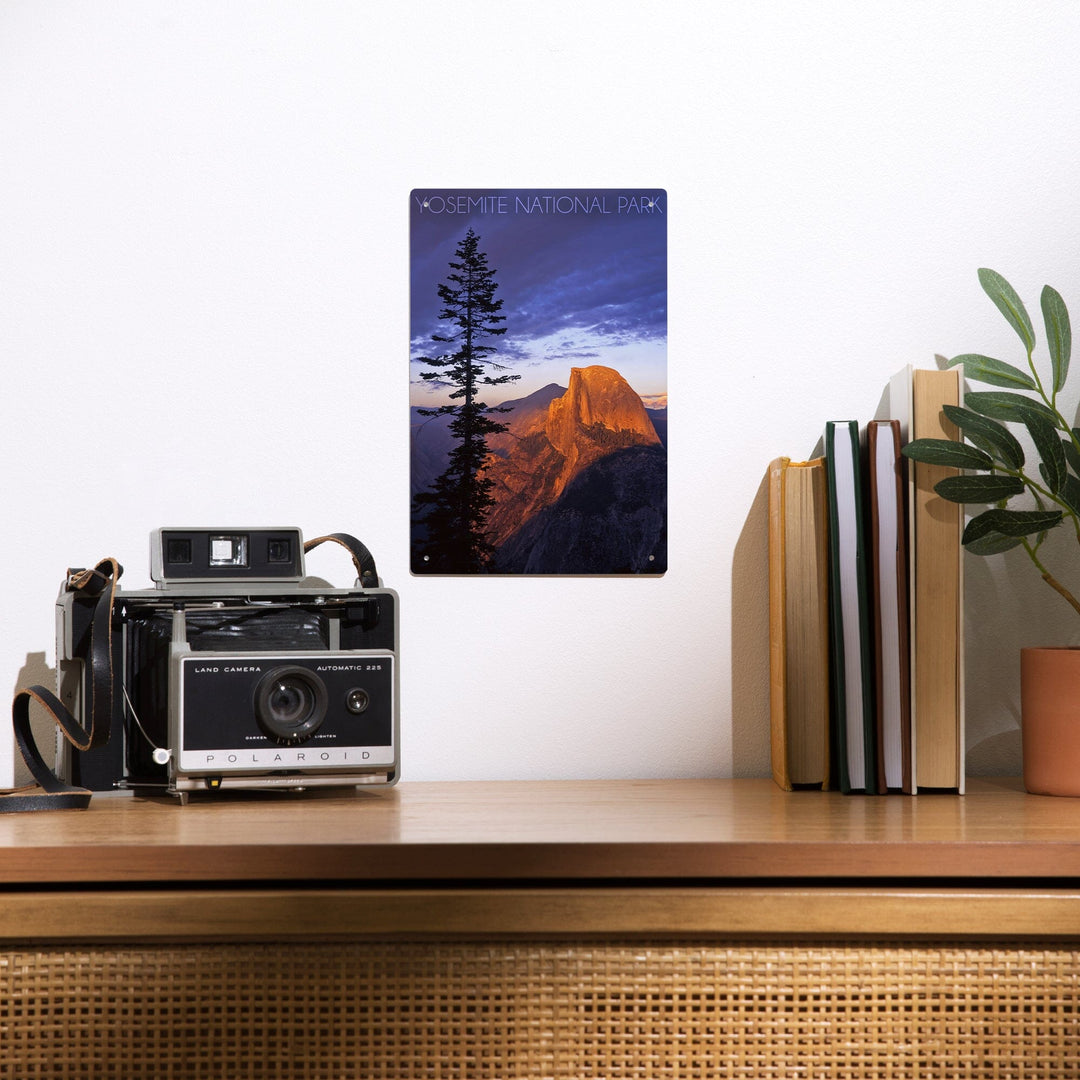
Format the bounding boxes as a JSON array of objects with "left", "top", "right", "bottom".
[
  {"left": 410, "top": 190, "right": 666, "bottom": 403},
  {"left": 411, "top": 192, "right": 666, "bottom": 359}
]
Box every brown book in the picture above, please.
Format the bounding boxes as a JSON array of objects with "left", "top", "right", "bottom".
[
  {"left": 888, "top": 366, "right": 964, "bottom": 792},
  {"left": 768, "top": 456, "right": 831, "bottom": 790}
]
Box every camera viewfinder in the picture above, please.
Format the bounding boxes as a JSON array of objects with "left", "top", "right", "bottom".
[
  {"left": 209, "top": 534, "right": 249, "bottom": 568},
  {"left": 153, "top": 527, "right": 306, "bottom": 583}
]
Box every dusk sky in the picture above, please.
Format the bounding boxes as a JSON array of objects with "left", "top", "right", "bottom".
[{"left": 410, "top": 189, "right": 667, "bottom": 410}]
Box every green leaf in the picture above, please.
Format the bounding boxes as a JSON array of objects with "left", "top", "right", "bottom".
[
  {"left": 1041, "top": 284, "right": 1071, "bottom": 393},
  {"left": 942, "top": 404, "right": 1025, "bottom": 469},
  {"left": 934, "top": 474, "right": 1025, "bottom": 503},
  {"left": 963, "top": 507, "right": 1063, "bottom": 543},
  {"left": 1061, "top": 474, "right": 1080, "bottom": 517},
  {"left": 964, "top": 390, "right": 1059, "bottom": 426},
  {"left": 945, "top": 353, "right": 1037, "bottom": 390},
  {"left": 901, "top": 438, "right": 994, "bottom": 469},
  {"left": 1064, "top": 436, "right": 1080, "bottom": 477},
  {"left": 979, "top": 268, "right": 1035, "bottom": 352},
  {"left": 1026, "top": 415, "right": 1068, "bottom": 493},
  {"left": 964, "top": 531, "right": 1026, "bottom": 556}
]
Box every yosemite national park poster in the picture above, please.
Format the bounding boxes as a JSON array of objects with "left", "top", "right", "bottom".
[{"left": 410, "top": 189, "right": 667, "bottom": 575}]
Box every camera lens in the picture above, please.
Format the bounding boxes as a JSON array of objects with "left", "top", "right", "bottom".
[{"left": 254, "top": 666, "right": 328, "bottom": 744}]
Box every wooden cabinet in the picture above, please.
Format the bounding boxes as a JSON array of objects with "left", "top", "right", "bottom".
[{"left": 1, "top": 778, "right": 1078, "bottom": 1076}]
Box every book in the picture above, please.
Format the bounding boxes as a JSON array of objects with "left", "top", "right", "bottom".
[
  {"left": 867, "top": 420, "right": 912, "bottom": 792},
  {"left": 824, "top": 421, "right": 878, "bottom": 794},
  {"left": 886, "top": 365, "right": 965, "bottom": 793},
  {"left": 767, "top": 456, "right": 831, "bottom": 790}
]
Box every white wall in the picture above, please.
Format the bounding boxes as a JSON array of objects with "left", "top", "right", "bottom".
[{"left": 3, "top": 1, "right": 1080, "bottom": 787}]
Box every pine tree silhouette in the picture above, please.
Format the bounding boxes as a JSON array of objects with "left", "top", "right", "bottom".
[{"left": 413, "top": 229, "right": 519, "bottom": 572}]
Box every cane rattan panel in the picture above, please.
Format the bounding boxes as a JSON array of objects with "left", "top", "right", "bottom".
[{"left": 2, "top": 939, "right": 1077, "bottom": 1079}]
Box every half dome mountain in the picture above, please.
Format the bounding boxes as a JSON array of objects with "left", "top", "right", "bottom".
[{"left": 482, "top": 365, "right": 663, "bottom": 549}]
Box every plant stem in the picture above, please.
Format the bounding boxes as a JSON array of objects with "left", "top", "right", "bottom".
[
  {"left": 1028, "top": 346, "right": 1048, "bottom": 401},
  {"left": 1023, "top": 538, "right": 1080, "bottom": 616},
  {"left": 1041, "top": 571, "right": 1080, "bottom": 618}
]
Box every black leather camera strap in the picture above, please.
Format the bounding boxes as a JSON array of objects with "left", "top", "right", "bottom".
[
  {"left": 1, "top": 558, "right": 122, "bottom": 813},
  {"left": 303, "top": 533, "right": 379, "bottom": 588}
]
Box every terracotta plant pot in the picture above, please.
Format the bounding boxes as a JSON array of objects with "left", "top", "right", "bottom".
[{"left": 1021, "top": 647, "right": 1080, "bottom": 796}]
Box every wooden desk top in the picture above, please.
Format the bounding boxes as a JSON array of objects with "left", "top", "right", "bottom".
[{"left": 1, "top": 777, "right": 1078, "bottom": 886}]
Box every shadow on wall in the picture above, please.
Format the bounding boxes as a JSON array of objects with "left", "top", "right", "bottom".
[
  {"left": 12, "top": 652, "right": 55, "bottom": 787},
  {"left": 730, "top": 470, "right": 771, "bottom": 778}
]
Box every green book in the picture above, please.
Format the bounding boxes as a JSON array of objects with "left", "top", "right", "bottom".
[{"left": 824, "top": 420, "right": 879, "bottom": 794}]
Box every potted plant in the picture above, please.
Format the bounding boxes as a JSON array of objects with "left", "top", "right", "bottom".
[{"left": 902, "top": 268, "right": 1080, "bottom": 795}]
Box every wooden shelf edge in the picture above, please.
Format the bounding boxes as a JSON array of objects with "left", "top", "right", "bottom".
[
  {"left": 7, "top": 841, "right": 1080, "bottom": 884},
  {"left": 4, "top": 780, "right": 1080, "bottom": 885},
  {"left": 2, "top": 887, "right": 1078, "bottom": 943}
]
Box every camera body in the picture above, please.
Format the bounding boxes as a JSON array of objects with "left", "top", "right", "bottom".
[{"left": 56, "top": 528, "right": 398, "bottom": 800}]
